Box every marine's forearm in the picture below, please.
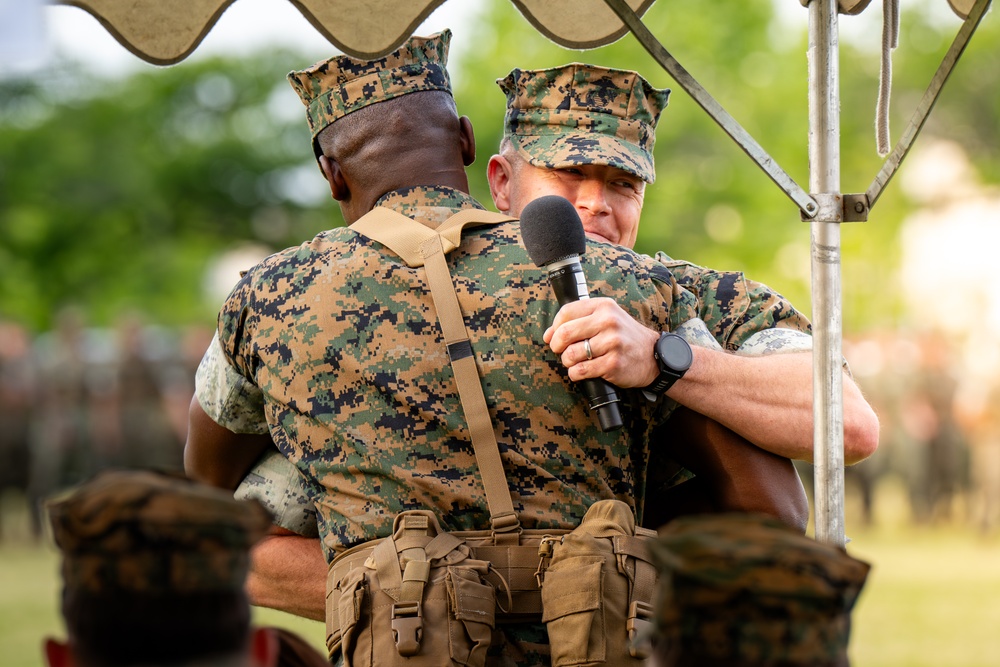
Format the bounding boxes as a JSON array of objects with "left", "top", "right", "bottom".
[
  {"left": 184, "top": 396, "right": 272, "bottom": 489},
  {"left": 246, "top": 531, "right": 327, "bottom": 621},
  {"left": 668, "top": 348, "right": 879, "bottom": 464}
]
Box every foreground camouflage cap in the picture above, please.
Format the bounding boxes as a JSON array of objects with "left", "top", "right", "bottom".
[
  {"left": 498, "top": 63, "right": 670, "bottom": 183},
  {"left": 47, "top": 469, "right": 272, "bottom": 595},
  {"left": 650, "top": 513, "right": 871, "bottom": 666},
  {"left": 288, "top": 30, "right": 453, "bottom": 158}
]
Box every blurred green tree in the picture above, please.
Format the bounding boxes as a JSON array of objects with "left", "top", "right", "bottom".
[
  {"left": 0, "top": 0, "right": 994, "bottom": 334},
  {"left": 0, "top": 53, "right": 335, "bottom": 331}
]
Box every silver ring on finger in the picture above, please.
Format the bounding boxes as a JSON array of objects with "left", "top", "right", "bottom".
[{"left": 584, "top": 338, "right": 593, "bottom": 361}]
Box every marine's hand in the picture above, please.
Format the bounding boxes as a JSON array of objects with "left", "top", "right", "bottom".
[{"left": 543, "top": 297, "right": 660, "bottom": 388}]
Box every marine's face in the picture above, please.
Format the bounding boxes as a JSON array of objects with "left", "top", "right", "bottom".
[{"left": 491, "top": 156, "right": 646, "bottom": 249}]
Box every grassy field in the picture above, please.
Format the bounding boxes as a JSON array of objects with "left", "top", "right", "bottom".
[{"left": 2, "top": 481, "right": 998, "bottom": 666}]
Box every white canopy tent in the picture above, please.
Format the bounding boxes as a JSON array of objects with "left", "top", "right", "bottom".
[{"left": 51, "top": 0, "right": 994, "bottom": 545}]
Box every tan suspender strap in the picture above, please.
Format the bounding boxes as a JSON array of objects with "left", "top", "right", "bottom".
[
  {"left": 349, "top": 206, "right": 521, "bottom": 538},
  {"left": 420, "top": 234, "right": 519, "bottom": 536},
  {"left": 349, "top": 206, "right": 515, "bottom": 268}
]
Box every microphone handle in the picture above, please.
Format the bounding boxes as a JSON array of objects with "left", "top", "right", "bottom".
[{"left": 547, "top": 258, "right": 624, "bottom": 432}]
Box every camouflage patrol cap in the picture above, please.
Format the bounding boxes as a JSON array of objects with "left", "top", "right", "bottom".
[
  {"left": 288, "top": 30, "right": 453, "bottom": 159},
  {"left": 650, "top": 513, "right": 871, "bottom": 666},
  {"left": 47, "top": 469, "right": 272, "bottom": 595},
  {"left": 498, "top": 63, "right": 670, "bottom": 183}
]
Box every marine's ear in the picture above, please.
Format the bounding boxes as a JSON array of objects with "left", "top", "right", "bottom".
[
  {"left": 487, "top": 154, "right": 514, "bottom": 214},
  {"left": 459, "top": 116, "right": 476, "bottom": 167},
  {"left": 319, "top": 155, "right": 350, "bottom": 202}
]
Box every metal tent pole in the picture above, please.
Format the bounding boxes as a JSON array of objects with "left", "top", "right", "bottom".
[{"left": 808, "top": 0, "right": 846, "bottom": 546}]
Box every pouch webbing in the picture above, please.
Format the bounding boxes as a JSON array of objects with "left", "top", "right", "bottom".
[{"left": 349, "top": 207, "right": 520, "bottom": 536}]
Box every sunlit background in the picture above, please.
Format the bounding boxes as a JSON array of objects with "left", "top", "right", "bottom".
[{"left": 1, "top": 1, "right": 999, "bottom": 665}]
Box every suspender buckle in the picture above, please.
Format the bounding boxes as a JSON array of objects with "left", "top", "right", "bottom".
[{"left": 391, "top": 601, "right": 423, "bottom": 657}]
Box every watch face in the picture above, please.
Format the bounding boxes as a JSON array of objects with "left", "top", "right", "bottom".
[{"left": 659, "top": 334, "right": 693, "bottom": 372}]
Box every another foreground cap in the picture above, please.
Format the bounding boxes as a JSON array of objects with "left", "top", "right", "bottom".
[
  {"left": 650, "top": 513, "right": 871, "bottom": 666},
  {"left": 47, "top": 469, "right": 272, "bottom": 595},
  {"left": 288, "top": 30, "right": 453, "bottom": 158},
  {"left": 498, "top": 63, "right": 669, "bottom": 183}
]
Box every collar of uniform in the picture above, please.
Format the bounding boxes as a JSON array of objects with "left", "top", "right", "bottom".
[{"left": 374, "top": 185, "right": 485, "bottom": 227}]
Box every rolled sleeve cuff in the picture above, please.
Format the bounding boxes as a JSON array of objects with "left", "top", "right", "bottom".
[
  {"left": 195, "top": 332, "right": 269, "bottom": 435},
  {"left": 735, "top": 328, "right": 814, "bottom": 356},
  {"left": 674, "top": 318, "right": 724, "bottom": 351},
  {"left": 235, "top": 450, "right": 319, "bottom": 537}
]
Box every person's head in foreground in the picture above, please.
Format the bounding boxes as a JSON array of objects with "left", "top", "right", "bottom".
[
  {"left": 648, "top": 513, "right": 871, "bottom": 667},
  {"left": 43, "top": 468, "right": 277, "bottom": 667}
]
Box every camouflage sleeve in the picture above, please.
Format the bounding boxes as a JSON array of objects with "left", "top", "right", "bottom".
[
  {"left": 673, "top": 317, "right": 724, "bottom": 351},
  {"left": 194, "top": 331, "right": 269, "bottom": 435},
  {"left": 234, "top": 449, "right": 319, "bottom": 537},
  {"left": 654, "top": 253, "right": 812, "bottom": 350},
  {"left": 735, "top": 328, "right": 813, "bottom": 356}
]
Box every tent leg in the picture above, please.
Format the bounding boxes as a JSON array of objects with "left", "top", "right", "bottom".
[{"left": 808, "top": 0, "right": 846, "bottom": 547}]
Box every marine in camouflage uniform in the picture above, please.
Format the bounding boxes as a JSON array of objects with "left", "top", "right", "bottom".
[
  {"left": 208, "top": 182, "right": 783, "bottom": 553},
  {"left": 190, "top": 33, "right": 819, "bottom": 666},
  {"left": 493, "top": 63, "right": 813, "bottom": 358},
  {"left": 44, "top": 468, "right": 274, "bottom": 667},
  {"left": 224, "top": 60, "right": 815, "bottom": 539},
  {"left": 648, "top": 513, "right": 871, "bottom": 666}
]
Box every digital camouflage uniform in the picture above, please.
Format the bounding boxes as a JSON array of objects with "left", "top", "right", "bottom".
[
  {"left": 194, "top": 37, "right": 814, "bottom": 667},
  {"left": 649, "top": 513, "right": 871, "bottom": 666},
  {"left": 218, "top": 59, "right": 814, "bottom": 538},
  {"left": 208, "top": 181, "right": 727, "bottom": 557}
]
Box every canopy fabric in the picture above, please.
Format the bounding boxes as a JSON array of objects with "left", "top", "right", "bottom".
[{"left": 57, "top": 0, "right": 655, "bottom": 65}]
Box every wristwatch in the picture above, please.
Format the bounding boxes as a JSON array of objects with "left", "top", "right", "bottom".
[{"left": 643, "top": 332, "right": 693, "bottom": 399}]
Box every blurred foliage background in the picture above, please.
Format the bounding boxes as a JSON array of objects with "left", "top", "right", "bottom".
[{"left": 1, "top": 0, "right": 996, "bottom": 333}]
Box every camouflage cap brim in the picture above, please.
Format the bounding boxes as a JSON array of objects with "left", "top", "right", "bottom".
[{"left": 508, "top": 130, "right": 656, "bottom": 184}]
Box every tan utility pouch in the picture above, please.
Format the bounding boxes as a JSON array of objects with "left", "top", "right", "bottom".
[
  {"left": 326, "top": 510, "right": 497, "bottom": 667},
  {"left": 538, "top": 499, "right": 658, "bottom": 666}
]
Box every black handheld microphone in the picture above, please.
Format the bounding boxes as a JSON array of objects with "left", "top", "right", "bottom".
[{"left": 520, "top": 195, "right": 624, "bottom": 432}]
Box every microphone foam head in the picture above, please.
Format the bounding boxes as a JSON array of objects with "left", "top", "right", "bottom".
[{"left": 519, "top": 195, "right": 587, "bottom": 267}]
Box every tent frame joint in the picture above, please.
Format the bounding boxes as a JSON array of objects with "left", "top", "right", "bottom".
[{"left": 800, "top": 192, "right": 846, "bottom": 223}]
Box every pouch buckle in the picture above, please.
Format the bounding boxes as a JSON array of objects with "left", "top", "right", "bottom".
[
  {"left": 390, "top": 601, "right": 423, "bottom": 657},
  {"left": 627, "top": 600, "right": 655, "bottom": 659}
]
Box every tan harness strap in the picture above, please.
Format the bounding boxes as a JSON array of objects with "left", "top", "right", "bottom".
[
  {"left": 350, "top": 207, "right": 521, "bottom": 538},
  {"left": 349, "top": 207, "right": 514, "bottom": 268}
]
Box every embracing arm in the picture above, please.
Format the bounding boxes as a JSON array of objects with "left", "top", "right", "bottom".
[
  {"left": 643, "top": 406, "right": 809, "bottom": 532},
  {"left": 667, "top": 345, "right": 878, "bottom": 465},
  {"left": 184, "top": 396, "right": 273, "bottom": 490},
  {"left": 187, "top": 404, "right": 328, "bottom": 619},
  {"left": 544, "top": 297, "right": 879, "bottom": 465},
  {"left": 247, "top": 528, "right": 327, "bottom": 621}
]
